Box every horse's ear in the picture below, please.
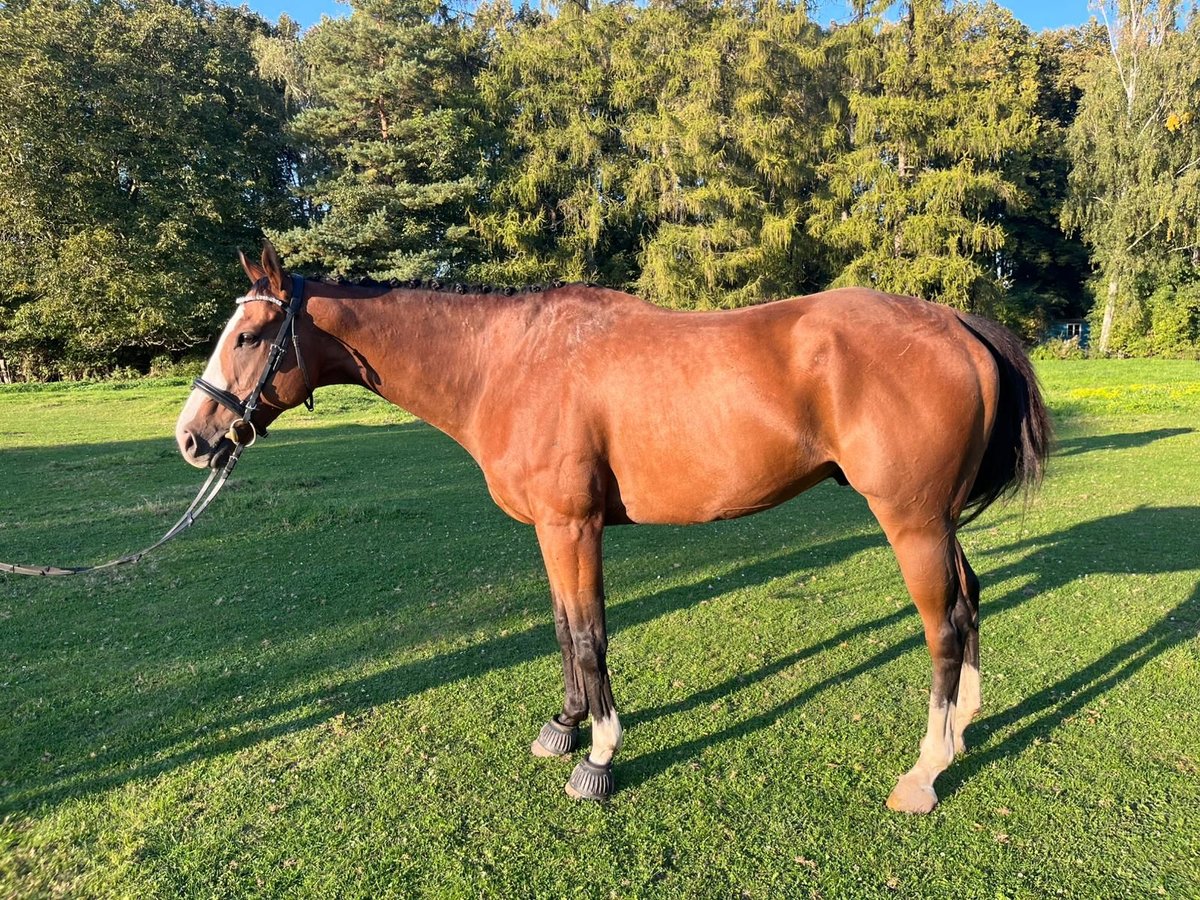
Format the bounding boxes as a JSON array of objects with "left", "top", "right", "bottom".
[
  {"left": 261, "top": 239, "right": 286, "bottom": 299},
  {"left": 239, "top": 249, "right": 266, "bottom": 285}
]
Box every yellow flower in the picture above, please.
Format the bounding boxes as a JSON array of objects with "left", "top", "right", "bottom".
[{"left": 1166, "top": 112, "right": 1182, "bottom": 132}]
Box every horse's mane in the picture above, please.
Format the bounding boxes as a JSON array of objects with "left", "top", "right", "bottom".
[{"left": 315, "top": 276, "right": 599, "bottom": 297}]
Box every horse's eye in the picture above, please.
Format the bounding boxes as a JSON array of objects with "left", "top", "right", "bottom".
[{"left": 237, "top": 332, "right": 260, "bottom": 348}]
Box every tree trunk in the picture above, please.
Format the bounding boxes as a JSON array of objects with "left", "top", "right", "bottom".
[{"left": 1098, "top": 270, "right": 1119, "bottom": 355}]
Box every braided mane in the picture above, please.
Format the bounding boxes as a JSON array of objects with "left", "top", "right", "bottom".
[{"left": 316, "top": 277, "right": 600, "bottom": 296}]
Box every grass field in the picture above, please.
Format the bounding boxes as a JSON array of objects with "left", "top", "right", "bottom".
[{"left": 1, "top": 360, "right": 1198, "bottom": 898}]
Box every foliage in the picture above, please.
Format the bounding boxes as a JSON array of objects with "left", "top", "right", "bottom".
[
  {"left": 1064, "top": 0, "right": 1200, "bottom": 353},
  {"left": 475, "top": 0, "right": 848, "bottom": 306},
  {"left": 0, "top": 0, "right": 297, "bottom": 379},
  {"left": 1000, "top": 23, "right": 1107, "bottom": 333},
  {"left": 264, "top": 0, "right": 491, "bottom": 280},
  {"left": 808, "top": 0, "right": 1043, "bottom": 316},
  {"left": 1029, "top": 336, "right": 1088, "bottom": 359},
  {"left": 471, "top": 1, "right": 646, "bottom": 287},
  {"left": 630, "top": 0, "right": 840, "bottom": 307},
  {"left": 7, "top": 0, "right": 1200, "bottom": 375},
  {"left": 1147, "top": 280, "right": 1200, "bottom": 356}
]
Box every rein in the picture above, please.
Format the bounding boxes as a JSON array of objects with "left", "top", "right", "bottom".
[{"left": 0, "top": 275, "right": 312, "bottom": 577}]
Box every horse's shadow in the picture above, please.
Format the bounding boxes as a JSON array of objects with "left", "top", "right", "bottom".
[
  {"left": 4, "top": 422, "right": 1196, "bottom": 812},
  {"left": 937, "top": 505, "right": 1199, "bottom": 796},
  {"left": 1053, "top": 427, "right": 1194, "bottom": 458},
  {"left": 616, "top": 505, "right": 1199, "bottom": 792},
  {"left": 1, "top": 469, "right": 883, "bottom": 812}
]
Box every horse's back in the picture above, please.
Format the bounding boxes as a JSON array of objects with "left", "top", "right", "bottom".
[
  {"left": 587, "top": 287, "right": 999, "bottom": 524},
  {"left": 476, "top": 286, "right": 998, "bottom": 525}
]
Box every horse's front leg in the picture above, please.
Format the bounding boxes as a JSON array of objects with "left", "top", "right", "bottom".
[
  {"left": 533, "top": 516, "right": 621, "bottom": 801},
  {"left": 529, "top": 589, "right": 588, "bottom": 758}
]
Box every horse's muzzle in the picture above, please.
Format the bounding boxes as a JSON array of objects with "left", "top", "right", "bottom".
[{"left": 177, "top": 427, "right": 231, "bottom": 470}]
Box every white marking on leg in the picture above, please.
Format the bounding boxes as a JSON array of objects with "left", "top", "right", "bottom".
[
  {"left": 914, "top": 693, "right": 956, "bottom": 781},
  {"left": 588, "top": 712, "right": 622, "bottom": 765},
  {"left": 887, "top": 693, "right": 956, "bottom": 813},
  {"left": 954, "top": 662, "right": 981, "bottom": 751}
]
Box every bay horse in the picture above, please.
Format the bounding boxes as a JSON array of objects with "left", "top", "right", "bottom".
[{"left": 176, "top": 242, "right": 1050, "bottom": 813}]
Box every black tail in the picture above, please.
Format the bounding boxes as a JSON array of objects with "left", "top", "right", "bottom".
[{"left": 956, "top": 313, "right": 1053, "bottom": 525}]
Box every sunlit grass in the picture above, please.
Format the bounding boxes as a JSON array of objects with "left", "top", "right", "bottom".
[{"left": 1, "top": 360, "right": 1198, "bottom": 898}]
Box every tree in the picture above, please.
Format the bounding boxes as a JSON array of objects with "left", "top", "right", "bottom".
[
  {"left": 477, "top": 0, "right": 838, "bottom": 306},
  {"left": 472, "top": 1, "right": 642, "bottom": 287},
  {"left": 629, "top": 0, "right": 838, "bottom": 307},
  {"left": 267, "top": 0, "right": 490, "bottom": 280},
  {"left": 0, "top": 0, "right": 296, "bottom": 378},
  {"left": 1064, "top": 0, "right": 1200, "bottom": 354},
  {"left": 808, "top": 0, "right": 1043, "bottom": 316},
  {"left": 998, "top": 23, "right": 1105, "bottom": 333}
]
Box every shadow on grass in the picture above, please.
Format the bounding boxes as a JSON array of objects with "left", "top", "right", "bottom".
[
  {"left": 941, "top": 580, "right": 1198, "bottom": 800},
  {"left": 619, "top": 505, "right": 1199, "bottom": 792},
  {"left": 937, "top": 506, "right": 1200, "bottom": 799},
  {"left": 5, "top": 423, "right": 1196, "bottom": 813},
  {"left": 1054, "top": 427, "right": 1194, "bottom": 458},
  {"left": 1, "top": 422, "right": 880, "bottom": 813}
]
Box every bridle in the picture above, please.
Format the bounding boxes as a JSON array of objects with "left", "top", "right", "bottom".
[
  {"left": 192, "top": 272, "right": 315, "bottom": 446},
  {"left": 1, "top": 273, "right": 315, "bottom": 577}
]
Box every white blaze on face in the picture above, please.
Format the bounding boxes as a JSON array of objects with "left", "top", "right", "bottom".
[{"left": 175, "top": 304, "right": 246, "bottom": 452}]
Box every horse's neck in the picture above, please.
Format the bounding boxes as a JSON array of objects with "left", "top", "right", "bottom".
[{"left": 311, "top": 288, "right": 502, "bottom": 448}]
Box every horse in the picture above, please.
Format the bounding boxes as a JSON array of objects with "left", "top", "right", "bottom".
[{"left": 175, "top": 241, "right": 1051, "bottom": 813}]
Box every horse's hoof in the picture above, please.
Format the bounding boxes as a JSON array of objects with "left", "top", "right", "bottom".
[
  {"left": 886, "top": 778, "right": 938, "bottom": 814},
  {"left": 565, "top": 758, "right": 613, "bottom": 801},
  {"left": 531, "top": 717, "right": 579, "bottom": 758}
]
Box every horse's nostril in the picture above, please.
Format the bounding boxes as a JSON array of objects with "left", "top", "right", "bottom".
[{"left": 182, "top": 430, "right": 198, "bottom": 456}]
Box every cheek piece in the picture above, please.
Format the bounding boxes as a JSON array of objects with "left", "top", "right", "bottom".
[{"left": 192, "top": 273, "right": 315, "bottom": 446}]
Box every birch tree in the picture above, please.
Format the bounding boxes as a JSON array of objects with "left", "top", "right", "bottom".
[{"left": 1064, "top": 1, "right": 1200, "bottom": 353}]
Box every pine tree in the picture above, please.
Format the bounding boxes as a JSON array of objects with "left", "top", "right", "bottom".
[
  {"left": 808, "top": 0, "right": 1042, "bottom": 315},
  {"left": 477, "top": 0, "right": 837, "bottom": 306},
  {"left": 269, "top": 0, "right": 489, "bottom": 280},
  {"left": 472, "top": 1, "right": 642, "bottom": 286},
  {"left": 631, "top": 0, "right": 837, "bottom": 308}
]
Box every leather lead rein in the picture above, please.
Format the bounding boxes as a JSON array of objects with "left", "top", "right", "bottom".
[{"left": 0, "top": 275, "right": 311, "bottom": 577}]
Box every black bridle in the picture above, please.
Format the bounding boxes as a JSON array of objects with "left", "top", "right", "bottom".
[
  {"left": 192, "top": 273, "right": 315, "bottom": 446},
  {"left": 1, "top": 274, "right": 315, "bottom": 577}
]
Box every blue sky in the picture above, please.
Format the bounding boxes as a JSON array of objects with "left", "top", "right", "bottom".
[{"left": 237, "top": 0, "right": 1096, "bottom": 34}]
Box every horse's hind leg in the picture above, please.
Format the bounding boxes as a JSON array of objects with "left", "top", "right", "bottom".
[
  {"left": 952, "top": 540, "right": 981, "bottom": 753},
  {"left": 875, "top": 510, "right": 966, "bottom": 814}
]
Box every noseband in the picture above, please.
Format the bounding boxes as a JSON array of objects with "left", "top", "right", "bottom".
[{"left": 192, "top": 272, "right": 315, "bottom": 446}]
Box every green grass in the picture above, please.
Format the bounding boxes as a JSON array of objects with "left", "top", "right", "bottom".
[{"left": 1, "top": 359, "right": 1198, "bottom": 898}]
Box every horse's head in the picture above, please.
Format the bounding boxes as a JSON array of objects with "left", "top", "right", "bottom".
[{"left": 175, "top": 241, "right": 314, "bottom": 469}]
